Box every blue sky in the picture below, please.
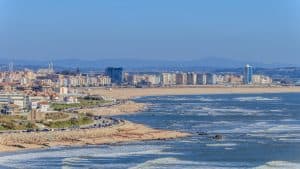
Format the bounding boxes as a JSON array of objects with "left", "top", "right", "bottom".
[{"left": 0, "top": 0, "right": 299, "bottom": 65}]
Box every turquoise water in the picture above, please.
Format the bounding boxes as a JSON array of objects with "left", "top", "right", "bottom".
[{"left": 0, "top": 93, "right": 300, "bottom": 169}]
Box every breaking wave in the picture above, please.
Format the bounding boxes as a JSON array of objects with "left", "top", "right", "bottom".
[
  {"left": 234, "top": 97, "right": 280, "bottom": 102},
  {"left": 253, "top": 161, "right": 300, "bottom": 169},
  {"left": 130, "top": 157, "right": 251, "bottom": 169}
]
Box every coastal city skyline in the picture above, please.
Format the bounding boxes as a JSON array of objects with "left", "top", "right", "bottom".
[{"left": 1, "top": 1, "right": 300, "bottom": 168}]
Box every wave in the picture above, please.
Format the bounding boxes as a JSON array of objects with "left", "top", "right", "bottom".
[
  {"left": 129, "top": 157, "right": 200, "bottom": 169},
  {"left": 234, "top": 97, "right": 280, "bottom": 102},
  {"left": 0, "top": 145, "right": 178, "bottom": 168},
  {"left": 253, "top": 161, "right": 300, "bottom": 169},
  {"left": 200, "top": 107, "right": 263, "bottom": 116},
  {"left": 129, "top": 157, "right": 250, "bottom": 169},
  {"left": 269, "top": 109, "right": 283, "bottom": 112},
  {"left": 197, "top": 97, "right": 225, "bottom": 102},
  {"left": 206, "top": 143, "right": 237, "bottom": 147},
  {"left": 266, "top": 125, "right": 300, "bottom": 133}
]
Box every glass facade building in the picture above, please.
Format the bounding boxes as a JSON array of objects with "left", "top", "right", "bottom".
[
  {"left": 243, "top": 64, "right": 253, "bottom": 84},
  {"left": 105, "top": 67, "right": 123, "bottom": 84}
]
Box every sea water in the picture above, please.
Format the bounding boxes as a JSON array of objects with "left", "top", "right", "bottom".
[{"left": 0, "top": 93, "right": 300, "bottom": 169}]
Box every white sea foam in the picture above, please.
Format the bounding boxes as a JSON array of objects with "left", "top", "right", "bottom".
[
  {"left": 206, "top": 143, "right": 237, "bottom": 147},
  {"left": 278, "top": 138, "right": 300, "bottom": 142},
  {"left": 200, "top": 107, "right": 263, "bottom": 116},
  {"left": 280, "top": 119, "right": 297, "bottom": 122},
  {"left": 0, "top": 145, "right": 177, "bottom": 168},
  {"left": 234, "top": 97, "right": 280, "bottom": 102},
  {"left": 253, "top": 161, "right": 300, "bottom": 169},
  {"left": 269, "top": 109, "right": 283, "bottom": 112},
  {"left": 129, "top": 157, "right": 248, "bottom": 169},
  {"left": 266, "top": 125, "right": 300, "bottom": 133},
  {"left": 197, "top": 97, "right": 225, "bottom": 102},
  {"left": 212, "top": 121, "right": 233, "bottom": 125},
  {"left": 224, "top": 147, "right": 234, "bottom": 150},
  {"left": 129, "top": 157, "right": 200, "bottom": 169},
  {"left": 214, "top": 120, "right": 300, "bottom": 138}
]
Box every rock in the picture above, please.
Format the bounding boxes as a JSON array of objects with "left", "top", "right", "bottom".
[
  {"left": 197, "top": 131, "right": 208, "bottom": 135},
  {"left": 213, "top": 134, "right": 223, "bottom": 140}
]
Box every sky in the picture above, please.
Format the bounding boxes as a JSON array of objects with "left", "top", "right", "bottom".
[{"left": 0, "top": 0, "right": 299, "bottom": 65}]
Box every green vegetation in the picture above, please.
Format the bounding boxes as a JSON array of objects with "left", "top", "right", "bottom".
[
  {"left": 45, "top": 112, "right": 69, "bottom": 120},
  {"left": 0, "top": 113, "right": 93, "bottom": 130},
  {"left": 0, "top": 115, "right": 37, "bottom": 130},
  {"left": 50, "top": 103, "right": 81, "bottom": 111},
  {"left": 51, "top": 97, "right": 112, "bottom": 111},
  {"left": 0, "top": 96, "right": 107, "bottom": 131},
  {"left": 44, "top": 114, "right": 93, "bottom": 128},
  {"left": 0, "top": 125, "right": 7, "bottom": 130}
]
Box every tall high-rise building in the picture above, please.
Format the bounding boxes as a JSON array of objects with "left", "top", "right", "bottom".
[
  {"left": 161, "top": 73, "right": 176, "bottom": 85},
  {"left": 175, "top": 73, "right": 187, "bottom": 85},
  {"left": 196, "top": 73, "right": 207, "bottom": 85},
  {"left": 206, "top": 73, "right": 217, "bottom": 85},
  {"left": 187, "top": 72, "right": 197, "bottom": 85},
  {"left": 8, "top": 62, "right": 14, "bottom": 72},
  {"left": 243, "top": 64, "right": 253, "bottom": 84},
  {"left": 105, "top": 67, "right": 123, "bottom": 84},
  {"left": 48, "top": 61, "right": 54, "bottom": 74}
]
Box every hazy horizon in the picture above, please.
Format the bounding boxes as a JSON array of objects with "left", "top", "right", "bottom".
[{"left": 0, "top": 0, "right": 299, "bottom": 65}]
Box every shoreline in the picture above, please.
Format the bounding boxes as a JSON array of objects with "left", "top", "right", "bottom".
[
  {"left": 1, "top": 86, "right": 300, "bottom": 153},
  {"left": 0, "top": 93, "right": 186, "bottom": 153},
  {"left": 85, "top": 86, "right": 300, "bottom": 100},
  {"left": 0, "top": 121, "right": 189, "bottom": 153}
]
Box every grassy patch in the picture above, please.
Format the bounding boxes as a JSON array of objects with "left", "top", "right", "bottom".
[
  {"left": 0, "top": 115, "right": 37, "bottom": 130},
  {"left": 51, "top": 98, "right": 111, "bottom": 111},
  {"left": 0, "top": 125, "right": 8, "bottom": 130},
  {"left": 45, "top": 115, "right": 93, "bottom": 128},
  {"left": 45, "top": 112, "right": 69, "bottom": 120}
]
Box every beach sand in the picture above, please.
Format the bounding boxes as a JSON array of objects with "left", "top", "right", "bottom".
[
  {"left": 86, "top": 86, "right": 300, "bottom": 100},
  {"left": 0, "top": 121, "right": 189, "bottom": 153},
  {"left": 79, "top": 101, "right": 147, "bottom": 116}
]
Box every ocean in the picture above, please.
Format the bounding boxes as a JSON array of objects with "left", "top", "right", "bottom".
[{"left": 0, "top": 93, "right": 300, "bottom": 169}]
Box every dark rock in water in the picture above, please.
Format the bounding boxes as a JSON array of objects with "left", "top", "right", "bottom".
[
  {"left": 213, "top": 134, "right": 223, "bottom": 140},
  {"left": 197, "top": 131, "right": 208, "bottom": 135}
]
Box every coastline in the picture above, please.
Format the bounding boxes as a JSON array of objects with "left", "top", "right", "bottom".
[
  {"left": 1, "top": 86, "right": 300, "bottom": 153},
  {"left": 0, "top": 121, "right": 189, "bottom": 153},
  {"left": 0, "top": 95, "right": 185, "bottom": 153}
]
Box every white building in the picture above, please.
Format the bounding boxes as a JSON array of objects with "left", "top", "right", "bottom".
[
  {"left": 0, "top": 94, "right": 29, "bottom": 110},
  {"left": 60, "top": 87, "right": 68, "bottom": 95},
  {"left": 98, "top": 75, "right": 111, "bottom": 86},
  {"left": 38, "top": 102, "right": 50, "bottom": 112},
  {"left": 161, "top": 73, "right": 176, "bottom": 85},
  {"left": 252, "top": 75, "right": 272, "bottom": 85}
]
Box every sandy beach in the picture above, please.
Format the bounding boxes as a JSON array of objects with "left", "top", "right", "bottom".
[
  {"left": 87, "top": 86, "right": 300, "bottom": 100},
  {"left": 79, "top": 101, "right": 147, "bottom": 116},
  {"left": 0, "top": 121, "right": 189, "bottom": 153}
]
